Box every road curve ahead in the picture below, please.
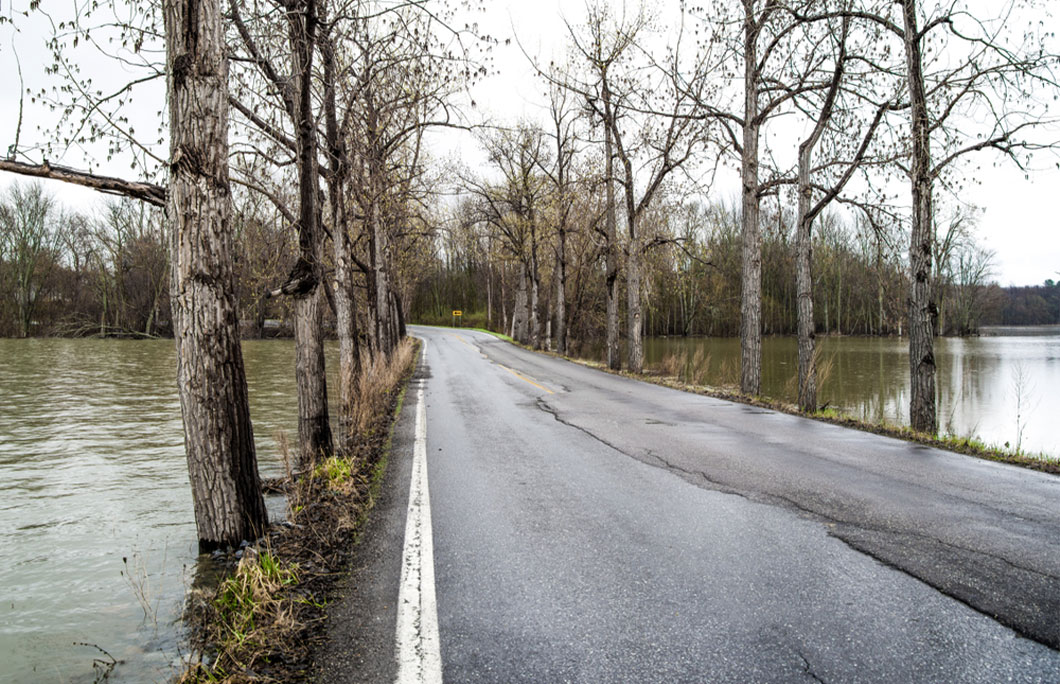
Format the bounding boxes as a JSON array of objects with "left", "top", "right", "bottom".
[{"left": 323, "top": 326, "right": 1060, "bottom": 683}]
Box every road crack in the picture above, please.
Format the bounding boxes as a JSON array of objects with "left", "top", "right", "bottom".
[
  {"left": 534, "top": 397, "right": 1060, "bottom": 651},
  {"left": 796, "top": 651, "right": 827, "bottom": 684},
  {"left": 534, "top": 397, "right": 638, "bottom": 459}
]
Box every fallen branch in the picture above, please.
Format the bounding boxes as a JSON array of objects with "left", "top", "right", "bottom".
[{"left": 0, "top": 159, "right": 166, "bottom": 207}]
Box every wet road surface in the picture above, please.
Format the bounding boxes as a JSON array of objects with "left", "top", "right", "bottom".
[{"left": 316, "top": 326, "right": 1060, "bottom": 683}]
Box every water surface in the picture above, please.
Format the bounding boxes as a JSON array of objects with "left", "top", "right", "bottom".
[
  {"left": 0, "top": 339, "right": 336, "bottom": 682},
  {"left": 642, "top": 327, "right": 1060, "bottom": 458}
]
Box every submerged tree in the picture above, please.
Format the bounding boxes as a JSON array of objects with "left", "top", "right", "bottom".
[{"left": 851, "top": 0, "right": 1059, "bottom": 432}]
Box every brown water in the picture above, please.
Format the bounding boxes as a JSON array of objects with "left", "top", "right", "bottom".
[
  {"left": 0, "top": 339, "right": 336, "bottom": 682},
  {"left": 641, "top": 326, "right": 1060, "bottom": 458}
]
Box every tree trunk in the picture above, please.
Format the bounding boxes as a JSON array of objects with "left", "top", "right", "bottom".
[
  {"left": 512, "top": 266, "right": 529, "bottom": 344},
  {"left": 370, "top": 175, "right": 393, "bottom": 355},
  {"left": 739, "top": 2, "right": 763, "bottom": 396},
  {"left": 604, "top": 115, "right": 620, "bottom": 370},
  {"left": 500, "top": 265, "right": 508, "bottom": 338},
  {"left": 486, "top": 242, "right": 493, "bottom": 331},
  {"left": 902, "top": 0, "right": 937, "bottom": 433},
  {"left": 622, "top": 140, "right": 644, "bottom": 373},
  {"left": 627, "top": 240, "right": 644, "bottom": 373},
  {"left": 555, "top": 225, "right": 567, "bottom": 355},
  {"left": 529, "top": 253, "right": 541, "bottom": 349},
  {"left": 288, "top": 0, "right": 333, "bottom": 466},
  {"left": 876, "top": 237, "right": 885, "bottom": 335},
  {"left": 331, "top": 218, "right": 359, "bottom": 443},
  {"left": 321, "top": 13, "right": 360, "bottom": 442},
  {"left": 395, "top": 287, "right": 407, "bottom": 339},
  {"left": 796, "top": 143, "right": 817, "bottom": 413},
  {"left": 164, "top": 0, "right": 267, "bottom": 551}
]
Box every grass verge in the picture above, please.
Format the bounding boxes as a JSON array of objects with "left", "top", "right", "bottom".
[
  {"left": 470, "top": 327, "right": 514, "bottom": 342},
  {"left": 179, "top": 337, "right": 420, "bottom": 683}
]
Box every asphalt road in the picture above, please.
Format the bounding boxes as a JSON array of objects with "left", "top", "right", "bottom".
[{"left": 316, "top": 326, "right": 1060, "bottom": 683}]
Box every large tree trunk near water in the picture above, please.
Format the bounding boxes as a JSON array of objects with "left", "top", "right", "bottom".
[
  {"left": 287, "top": 0, "right": 333, "bottom": 466},
  {"left": 739, "top": 5, "right": 763, "bottom": 397},
  {"left": 902, "top": 0, "right": 937, "bottom": 434},
  {"left": 165, "top": 0, "right": 267, "bottom": 550},
  {"left": 795, "top": 145, "right": 817, "bottom": 413},
  {"left": 321, "top": 12, "right": 360, "bottom": 443}
]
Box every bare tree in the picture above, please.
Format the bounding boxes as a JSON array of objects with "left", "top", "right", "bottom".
[
  {"left": 226, "top": 0, "right": 334, "bottom": 466},
  {"left": 553, "top": 3, "right": 644, "bottom": 369},
  {"left": 788, "top": 6, "right": 894, "bottom": 412},
  {"left": 560, "top": 2, "right": 704, "bottom": 373},
  {"left": 165, "top": 0, "right": 268, "bottom": 548},
  {"left": 846, "top": 0, "right": 1059, "bottom": 432},
  {"left": 0, "top": 182, "right": 62, "bottom": 337},
  {"left": 465, "top": 125, "right": 550, "bottom": 347},
  {"left": 683, "top": 0, "right": 847, "bottom": 395},
  {"left": 539, "top": 80, "right": 580, "bottom": 356},
  {"left": 285, "top": 0, "right": 334, "bottom": 466}
]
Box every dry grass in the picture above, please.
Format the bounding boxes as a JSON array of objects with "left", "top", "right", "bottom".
[
  {"left": 349, "top": 339, "right": 417, "bottom": 443},
  {"left": 659, "top": 352, "right": 682, "bottom": 378},
  {"left": 180, "top": 337, "right": 420, "bottom": 683},
  {"left": 657, "top": 347, "right": 713, "bottom": 387}
]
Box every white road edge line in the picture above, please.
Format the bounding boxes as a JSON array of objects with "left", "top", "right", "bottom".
[{"left": 394, "top": 384, "right": 443, "bottom": 684}]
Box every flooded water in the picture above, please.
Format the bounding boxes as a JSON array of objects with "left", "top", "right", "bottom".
[
  {"left": 642, "top": 326, "right": 1060, "bottom": 458},
  {"left": 0, "top": 339, "right": 336, "bottom": 682}
]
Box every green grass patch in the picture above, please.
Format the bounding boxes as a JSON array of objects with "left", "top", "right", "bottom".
[
  {"left": 470, "top": 327, "right": 514, "bottom": 342},
  {"left": 311, "top": 456, "right": 355, "bottom": 487}
]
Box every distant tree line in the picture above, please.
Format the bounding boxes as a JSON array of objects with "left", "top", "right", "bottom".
[
  {"left": 982, "top": 281, "right": 1060, "bottom": 327},
  {"left": 410, "top": 189, "right": 1027, "bottom": 347},
  {"left": 0, "top": 180, "right": 304, "bottom": 340}
]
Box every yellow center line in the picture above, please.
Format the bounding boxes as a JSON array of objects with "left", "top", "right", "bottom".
[
  {"left": 447, "top": 333, "right": 475, "bottom": 349},
  {"left": 498, "top": 364, "right": 554, "bottom": 395},
  {"left": 446, "top": 332, "right": 553, "bottom": 394}
]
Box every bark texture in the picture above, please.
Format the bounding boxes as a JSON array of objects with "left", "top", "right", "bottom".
[
  {"left": 369, "top": 164, "right": 394, "bottom": 355},
  {"left": 626, "top": 240, "right": 644, "bottom": 373},
  {"left": 603, "top": 114, "right": 621, "bottom": 370},
  {"left": 902, "top": 0, "right": 937, "bottom": 433},
  {"left": 512, "top": 267, "right": 529, "bottom": 343},
  {"left": 165, "top": 0, "right": 267, "bottom": 550},
  {"left": 739, "top": 1, "right": 763, "bottom": 396},
  {"left": 555, "top": 225, "right": 567, "bottom": 355},
  {"left": 795, "top": 144, "right": 818, "bottom": 413},
  {"left": 287, "top": 0, "right": 334, "bottom": 464},
  {"left": 321, "top": 12, "right": 361, "bottom": 441}
]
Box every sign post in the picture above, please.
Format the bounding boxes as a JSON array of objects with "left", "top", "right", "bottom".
[{"left": 452, "top": 310, "right": 462, "bottom": 327}]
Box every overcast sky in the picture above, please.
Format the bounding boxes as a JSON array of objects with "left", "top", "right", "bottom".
[{"left": 1, "top": 0, "right": 1056, "bottom": 288}]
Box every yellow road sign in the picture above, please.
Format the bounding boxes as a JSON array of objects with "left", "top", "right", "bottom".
[{"left": 452, "top": 310, "right": 462, "bottom": 316}]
